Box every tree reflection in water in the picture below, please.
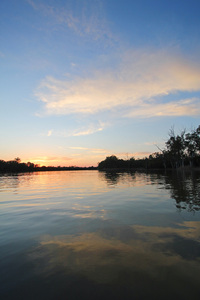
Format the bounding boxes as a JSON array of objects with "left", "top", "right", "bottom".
[
  {"left": 101, "top": 171, "right": 121, "bottom": 186},
  {"left": 100, "top": 170, "right": 200, "bottom": 212},
  {"left": 163, "top": 171, "right": 200, "bottom": 212}
]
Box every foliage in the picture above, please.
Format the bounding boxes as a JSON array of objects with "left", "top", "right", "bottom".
[{"left": 98, "top": 125, "right": 200, "bottom": 170}]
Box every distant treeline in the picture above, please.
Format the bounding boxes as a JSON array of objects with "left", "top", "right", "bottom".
[
  {"left": 0, "top": 158, "right": 96, "bottom": 173},
  {"left": 1, "top": 125, "right": 200, "bottom": 173},
  {"left": 98, "top": 125, "right": 200, "bottom": 170}
]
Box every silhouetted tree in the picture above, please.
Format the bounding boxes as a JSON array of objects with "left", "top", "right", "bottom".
[
  {"left": 165, "top": 128, "right": 186, "bottom": 168},
  {"left": 185, "top": 126, "right": 200, "bottom": 167},
  {"left": 98, "top": 155, "right": 120, "bottom": 169},
  {"left": 15, "top": 157, "right": 21, "bottom": 163}
]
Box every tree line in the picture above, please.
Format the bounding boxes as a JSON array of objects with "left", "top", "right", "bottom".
[
  {"left": 0, "top": 157, "right": 96, "bottom": 173},
  {"left": 98, "top": 125, "right": 200, "bottom": 170},
  {"left": 1, "top": 125, "right": 199, "bottom": 173}
]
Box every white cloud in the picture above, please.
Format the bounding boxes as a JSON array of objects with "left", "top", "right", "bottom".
[
  {"left": 71, "top": 126, "right": 103, "bottom": 136},
  {"left": 36, "top": 50, "right": 200, "bottom": 118},
  {"left": 47, "top": 130, "right": 52, "bottom": 136},
  {"left": 126, "top": 97, "right": 200, "bottom": 118}
]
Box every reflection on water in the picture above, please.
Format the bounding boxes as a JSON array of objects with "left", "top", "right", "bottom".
[
  {"left": 99, "top": 170, "right": 200, "bottom": 212},
  {"left": 0, "top": 170, "right": 200, "bottom": 299},
  {"left": 163, "top": 171, "right": 200, "bottom": 212}
]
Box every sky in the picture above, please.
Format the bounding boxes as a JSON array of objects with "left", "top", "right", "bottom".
[{"left": 1, "top": 0, "right": 200, "bottom": 167}]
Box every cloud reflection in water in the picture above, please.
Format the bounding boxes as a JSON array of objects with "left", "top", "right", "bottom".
[{"left": 28, "top": 220, "right": 200, "bottom": 299}]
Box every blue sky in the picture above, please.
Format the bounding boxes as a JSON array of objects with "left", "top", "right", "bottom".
[{"left": 1, "top": 0, "right": 200, "bottom": 166}]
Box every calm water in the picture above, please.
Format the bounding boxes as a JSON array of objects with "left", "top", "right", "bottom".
[{"left": 1, "top": 170, "right": 200, "bottom": 299}]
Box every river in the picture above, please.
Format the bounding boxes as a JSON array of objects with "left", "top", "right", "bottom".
[{"left": 0, "top": 170, "right": 200, "bottom": 299}]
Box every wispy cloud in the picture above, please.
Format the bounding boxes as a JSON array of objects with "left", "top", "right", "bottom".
[
  {"left": 126, "top": 97, "right": 200, "bottom": 118},
  {"left": 27, "top": 0, "right": 113, "bottom": 42},
  {"left": 69, "top": 147, "right": 110, "bottom": 154},
  {"left": 132, "top": 152, "right": 152, "bottom": 158},
  {"left": 43, "top": 123, "right": 107, "bottom": 138},
  {"left": 70, "top": 147, "right": 89, "bottom": 150},
  {"left": 114, "top": 151, "right": 152, "bottom": 159},
  {"left": 71, "top": 124, "right": 104, "bottom": 136},
  {"left": 36, "top": 49, "right": 200, "bottom": 119},
  {"left": 68, "top": 148, "right": 151, "bottom": 159},
  {"left": 29, "top": 156, "right": 72, "bottom": 164}
]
